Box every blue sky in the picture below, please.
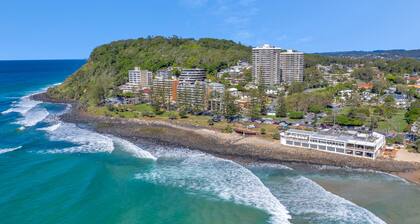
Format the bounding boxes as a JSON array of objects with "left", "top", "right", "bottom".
[{"left": 1, "top": 0, "right": 419, "bottom": 60}]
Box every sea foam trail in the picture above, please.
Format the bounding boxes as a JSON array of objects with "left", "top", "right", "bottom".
[
  {"left": 255, "top": 165, "right": 386, "bottom": 224},
  {"left": 136, "top": 149, "right": 291, "bottom": 224},
  {"left": 1, "top": 95, "right": 41, "bottom": 115},
  {"left": 0, "top": 146, "right": 22, "bottom": 154},
  {"left": 39, "top": 122, "right": 156, "bottom": 161},
  {"left": 40, "top": 122, "right": 115, "bottom": 154},
  {"left": 110, "top": 136, "right": 157, "bottom": 160},
  {"left": 15, "top": 107, "right": 49, "bottom": 127}
]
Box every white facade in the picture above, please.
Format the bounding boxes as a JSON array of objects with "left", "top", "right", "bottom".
[
  {"left": 280, "top": 129, "right": 385, "bottom": 159},
  {"left": 179, "top": 68, "right": 206, "bottom": 83},
  {"left": 128, "top": 67, "right": 153, "bottom": 87}
]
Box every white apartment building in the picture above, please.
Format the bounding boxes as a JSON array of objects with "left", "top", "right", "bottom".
[
  {"left": 280, "top": 129, "right": 385, "bottom": 159},
  {"left": 176, "top": 81, "right": 207, "bottom": 109},
  {"left": 128, "top": 67, "right": 153, "bottom": 87},
  {"left": 179, "top": 68, "right": 206, "bottom": 83},
  {"left": 279, "top": 50, "right": 304, "bottom": 83},
  {"left": 252, "top": 44, "right": 282, "bottom": 86}
]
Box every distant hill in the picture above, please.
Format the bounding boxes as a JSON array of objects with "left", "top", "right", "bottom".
[{"left": 319, "top": 49, "right": 420, "bottom": 60}]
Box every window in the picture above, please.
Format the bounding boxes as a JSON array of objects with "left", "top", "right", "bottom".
[
  {"left": 365, "top": 152, "right": 373, "bottom": 158},
  {"left": 286, "top": 141, "right": 293, "bottom": 145},
  {"left": 336, "top": 148, "right": 345, "bottom": 153},
  {"left": 294, "top": 141, "right": 301, "bottom": 146},
  {"left": 302, "top": 143, "right": 309, "bottom": 148},
  {"left": 319, "top": 145, "right": 326, "bottom": 150},
  {"left": 310, "top": 144, "right": 318, "bottom": 149},
  {"left": 327, "top": 146, "right": 335, "bottom": 152}
]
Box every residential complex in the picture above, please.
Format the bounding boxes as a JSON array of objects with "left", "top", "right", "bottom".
[
  {"left": 129, "top": 67, "right": 153, "bottom": 87},
  {"left": 280, "top": 129, "right": 386, "bottom": 159},
  {"left": 152, "top": 77, "right": 179, "bottom": 103},
  {"left": 252, "top": 44, "right": 304, "bottom": 86},
  {"left": 179, "top": 68, "right": 206, "bottom": 83},
  {"left": 252, "top": 44, "right": 282, "bottom": 86},
  {"left": 279, "top": 50, "right": 304, "bottom": 83},
  {"left": 176, "top": 81, "right": 207, "bottom": 109},
  {"left": 120, "top": 67, "right": 153, "bottom": 93}
]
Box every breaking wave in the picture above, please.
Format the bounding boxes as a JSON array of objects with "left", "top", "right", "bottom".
[
  {"left": 254, "top": 165, "right": 386, "bottom": 224},
  {"left": 135, "top": 149, "right": 291, "bottom": 224},
  {"left": 39, "top": 122, "right": 115, "bottom": 154},
  {"left": 38, "top": 122, "right": 156, "bottom": 161},
  {"left": 0, "top": 146, "right": 22, "bottom": 154},
  {"left": 110, "top": 136, "right": 157, "bottom": 160},
  {"left": 1, "top": 95, "right": 41, "bottom": 115},
  {"left": 15, "top": 107, "right": 49, "bottom": 127}
]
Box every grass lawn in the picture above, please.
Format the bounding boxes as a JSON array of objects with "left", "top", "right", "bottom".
[
  {"left": 376, "top": 111, "right": 408, "bottom": 133},
  {"left": 87, "top": 104, "right": 281, "bottom": 140}
]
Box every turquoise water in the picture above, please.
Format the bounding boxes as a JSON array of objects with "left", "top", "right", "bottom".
[{"left": 0, "top": 60, "right": 419, "bottom": 224}]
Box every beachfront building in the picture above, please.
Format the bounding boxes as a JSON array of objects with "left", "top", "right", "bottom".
[
  {"left": 252, "top": 44, "right": 282, "bottom": 87},
  {"left": 152, "top": 77, "right": 179, "bottom": 104},
  {"left": 129, "top": 67, "right": 153, "bottom": 87},
  {"left": 207, "top": 82, "right": 225, "bottom": 112},
  {"left": 280, "top": 129, "right": 386, "bottom": 159},
  {"left": 176, "top": 81, "right": 206, "bottom": 110},
  {"left": 279, "top": 50, "right": 304, "bottom": 83},
  {"left": 119, "top": 67, "right": 153, "bottom": 93},
  {"left": 179, "top": 68, "right": 206, "bottom": 83}
]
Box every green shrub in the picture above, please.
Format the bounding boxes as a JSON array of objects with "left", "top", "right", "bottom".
[
  {"left": 168, "top": 112, "right": 178, "bottom": 120},
  {"left": 260, "top": 128, "right": 266, "bottom": 135},
  {"left": 288, "top": 111, "right": 304, "bottom": 119},
  {"left": 223, "top": 125, "right": 233, "bottom": 133},
  {"left": 272, "top": 130, "right": 280, "bottom": 140},
  {"left": 179, "top": 110, "right": 188, "bottom": 119}
]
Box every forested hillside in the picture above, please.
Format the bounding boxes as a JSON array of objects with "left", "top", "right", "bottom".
[{"left": 48, "top": 36, "right": 252, "bottom": 105}]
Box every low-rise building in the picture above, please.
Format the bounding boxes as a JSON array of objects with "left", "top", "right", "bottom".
[{"left": 280, "top": 129, "right": 386, "bottom": 159}]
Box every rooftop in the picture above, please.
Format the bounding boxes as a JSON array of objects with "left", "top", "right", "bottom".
[{"left": 285, "top": 128, "right": 384, "bottom": 145}]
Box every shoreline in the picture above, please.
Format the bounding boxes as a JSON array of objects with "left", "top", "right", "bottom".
[{"left": 33, "top": 93, "right": 420, "bottom": 185}]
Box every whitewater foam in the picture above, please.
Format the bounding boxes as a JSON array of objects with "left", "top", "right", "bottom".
[
  {"left": 135, "top": 149, "right": 291, "bottom": 224},
  {"left": 15, "top": 107, "right": 49, "bottom": 127},
  {"left": 1, "top": 95, "right": 41, "bottom": 115},
  {"left": 0, "top": 146, "right": 22, "bottom": 154},
  {"left": 258, "top": 167, "right": 386, "bottom": 224},
  {"left": 40, "top": 122, "right": 114, "bottom": 154},
  {"left": 110, "top": 136, "right": 157, "bottom": 160}
]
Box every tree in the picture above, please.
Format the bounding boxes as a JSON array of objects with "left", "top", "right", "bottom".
[
  {"left": 223, "top": 91, "right": 238, "bottom": 117},
  {"left": 405, "top": 100, "right": 420, "bottom": 124},
  {"left": 258, "top": 84, "right": 268, "bottom": 115},
  {"left": 275, "top": 93, "right": 287, "bottom": 117},
  {"left": 384, "top": 95, "right": 395, "bottom": 106},
  {"left": 372, "top": 80, "right": 387, "bottom": 94},
  {"left": 351, "top": 67, "right": 375, "bottom": 82},
  {"left": 248, "top": 90, "right": 261, "bottom": 119},
  {"left": 288, "top": 82, "right": 305, "bottom": 94}
]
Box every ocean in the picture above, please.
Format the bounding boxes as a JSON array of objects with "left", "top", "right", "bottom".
[{"left": 0, "top": 60, "right": 419, "bottom": 224}]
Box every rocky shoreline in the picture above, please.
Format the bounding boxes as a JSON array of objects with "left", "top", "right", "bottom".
[{"left": 33, "top": 92, "right": 420, "bottom": 184}]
